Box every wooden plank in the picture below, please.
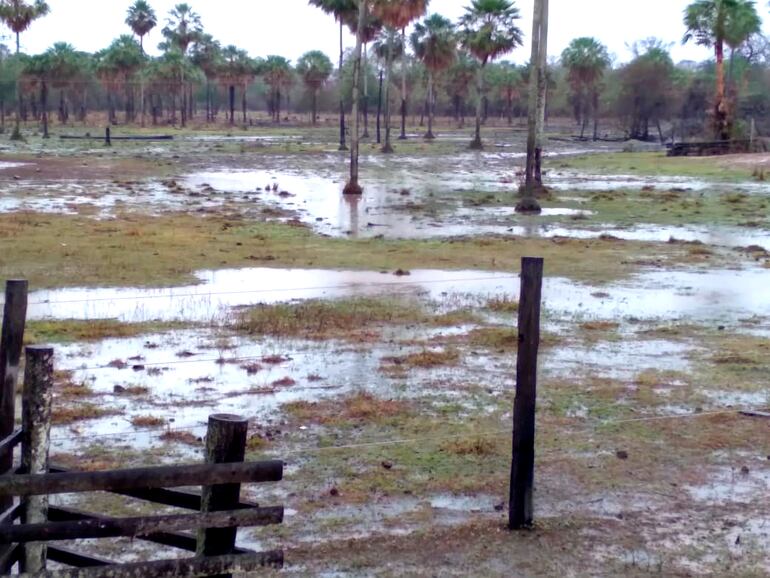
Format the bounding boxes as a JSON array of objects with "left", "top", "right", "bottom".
[
  {"left": 0, "top": 460, "right": 283, "bottom": 497},
  {"left": 0, "top": 429, "right": 23, "bottom": 458},
  {"left": 59, "top": 135, "right": 174, "bottom": 141},
  {"left": 18, "top": 550, "right": 283, "bottom": 577},
  {"left": 509, "top": 257, "right": 544, "bottom": 530},
  {"left": 0, "top": 502, "right": 21, "bottom": 526},
  {"left": 197, "top": 414, "right": 248, "bottom": 578},
  {"left": 21, "top": 346, "right": 55, "bottom": 573},
  {"left": 48, "top": 506, "right": 252, "bottom": 555},
  {"left": 49, "top": 466, "right": 258, "bottom": 511},
  {"left": 47, "top": 546, "right": 112, "bottom": 568},
  {"left": 739, "top": 410, "right": 770, "bottom": 419},
  {"left": 0, "top": 506, "right": 283, "bottom": 543}
]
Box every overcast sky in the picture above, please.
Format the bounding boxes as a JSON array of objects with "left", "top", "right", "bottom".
[{"left": 3, "top": 0, "right": 769, "bottom": 65}]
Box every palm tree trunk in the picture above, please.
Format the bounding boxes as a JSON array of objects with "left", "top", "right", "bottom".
[
  {"left": 362, "top": 43, "right": 369, "bottom": 139},
  {"left": 425, "top": 70, "right": 435, "bottom": 140},
  {"left": 242, "top": 81, "right": 247, "bottom": 124},
  {"left": 343, "top": 0, "right": 366, "bottom": 195},
  {"left": 312, "top": 88, "right": 318, "bottom": 126},
  {"left": 382, "top": 35, "right": 394, "bottom": 153},
  {"left": 15, "top": 32, "right": 20, "bottom": 55},
  {"left": 715, "top": 40, "right": 728, "bottom": 140},
  {"left": 377, "top": 70, "right": 383, "bottom": 144},
  {"left": 534, "top": 0, "right": 549, "bottom": 185},
  {"left": 41, "top": 81, "right": 49, "bottom": 139},
  {"left": 399, "top": 28, "right": 407, "bottom": 140},
  {"left": 470, "top": 65, "right": 484, "bottom": 150},
  {"left": 338, "top": 21, "right": 348, "bottom": 151},
  {"left": 519, "top": 0, "right": 545, "bottom": 212}
]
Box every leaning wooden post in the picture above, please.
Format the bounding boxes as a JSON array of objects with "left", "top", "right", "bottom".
[
  {"left": 509, "top": 257, "right": 544, "bottom": 530},
  {"left": 197, "top": 414, "right": 248, "bottom": 577},
  {"left": 20, "top": 346, "right": 54, "bottom": 573}
]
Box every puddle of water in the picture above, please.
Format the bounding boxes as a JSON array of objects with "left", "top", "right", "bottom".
[
  {"left": 22, "top": 266, "right": 770, "bottom": 326},
  {"left": 686, "top": 465, "right": 770, "bottom": 504},
  {"left": 0, "top": 161, "right": 25, "bottom": 171}
]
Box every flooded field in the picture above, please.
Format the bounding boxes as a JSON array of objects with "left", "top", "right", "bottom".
[{"left": 2, "top": 127, "right": 770, "bottom": 574}]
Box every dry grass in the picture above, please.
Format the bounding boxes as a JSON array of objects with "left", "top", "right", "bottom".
[
  {"left": 52, "top": 404, "right": 119, "bottom": 425},
  {"left": 485, "top": 297, "right": 519, "bottom": 313},
  {"left": 130, "top": 415, "right": 166, "bottom": 428},
  {"left": 442, "top": 436, "right": 499, "bottom": 456},
  {"left": 381, "top": 348, "right": 461, "bottom": 371},
  {"left": 160, "top": 430, "right": 202, "bottom": 446},
  {"left": 284, "top": 392, "right": 409, "bottom": 425},
  {"left": 233, "top": 297, "right": 423, "bottom": 339}
]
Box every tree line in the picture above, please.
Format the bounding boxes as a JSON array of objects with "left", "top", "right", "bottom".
[{"left": 0, "top": 0, "right": 768, "bottom": 147}]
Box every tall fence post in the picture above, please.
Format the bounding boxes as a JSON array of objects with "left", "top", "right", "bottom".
[
  {"left": 0, "top": 280, "right": 28, "bottom": 572},
  {"left": 509, "top": 257, "right": 544, "bottom": 530},
  {"left": 197, "top": 414, "right": 248, "bottom": 578},
  {"left": 105, "top": 126, "right": 111, "bottom": 147},
  {"left": 20, "top": 346, "right": 54, "bottom": 573}
]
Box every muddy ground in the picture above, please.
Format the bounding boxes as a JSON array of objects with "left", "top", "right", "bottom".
[{"left": 2, "top": 123, "right": 770, "bottom": 575}]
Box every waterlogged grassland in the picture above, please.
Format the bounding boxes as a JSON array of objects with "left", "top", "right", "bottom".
[{"left": 0, "top": 211, "right": 718, "bottom": 289}]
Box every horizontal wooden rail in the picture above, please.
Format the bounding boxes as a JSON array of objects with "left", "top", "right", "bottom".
[
  {"left": 48, "top": 505, "right": 252, "bottom": 555},
  {"left": 47, "top": 546, "right": 112, "bottom": 568},
  {"left": 0, "top": 460, "right": 283, "bottom": 497},
  {"left": 0, "top": 429, "right": 22, "bottom": 458},
  {"left": 49, "top": 465, "right": 259, "bottom": 511},
  {"left": 0, "top": 506, "right": 283, "bottom": 543},
  {"left": 18, "top": 550, "right": 284, "bottom": 577}
]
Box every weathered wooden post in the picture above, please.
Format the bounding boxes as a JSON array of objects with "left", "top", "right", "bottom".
[
  {"left": 105, "top": 126, "right": 111, "bottom": 147},
  {"left": 20, "top": 346, "right": 54, "bottom": 573},
  {"left": 0, "top": 280, "right": 27, "bottom": 572},
  {"left": 197, "top": 414, "right": 248, "bottom": 578},
  {"left": 509, "top": 257, "right": 544, "bottom": 530}
]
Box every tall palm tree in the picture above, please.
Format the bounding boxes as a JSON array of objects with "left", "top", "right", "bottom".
[
  {"left": 410, "top": 14, "right": 456, "bottom": 140},
  {"left": 561, "top": 37, "right": 610, "bottom": 139},
  {"left": 343, "top": 0, "right": 368, "bottom": 195},
  {"left": 190, "top": 33, "right": 221, "bottom": 122},
  {"left": 100, "top": 35, "right": 145, "bottom": 124},
  {"left": 43, "top": 42, "right": 83, "bottom": 125},
  {"left": 0, "top": 0, "right": 49, "bottom": 54},
  {"left": 297, "top": 50, "right": 333, "bottom": 125},
  {"left": 343, "top": 7, "right": 382, "bottom": 138},
  {"left": 373, "top": 0, "right": 429, "bottom": 142},
  {"left": 126, "top": 0, "right": 157, "bottom": 53},
  {"left": 459, "top": 0, "right": 523, "bottom": 150},
  {"left": 518, "top": 0, "right": 547, "bottom": 214},
  {"left": 309, "top": 0, "right": 356, "bottom": 151},
  {"left": 446, "top": 49, "right": 477, "bottom": 126},
  {"left": 219, "top": 45, "right": 257, "bottom": 125},
  {"left": 161, "top": 3, "right": 202, "bottom": 127},
  {"left": 684, "top": 0, "right": 761, "bottom": 140},
  {"left": 371, "top": 24, "right": 403, "bottom": 152},
  {"left": 262, "top": 55, "right": 293, "bottom": 123}
]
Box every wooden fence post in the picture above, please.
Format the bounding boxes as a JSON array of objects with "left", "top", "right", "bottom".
[
  {"left": 20, "top": 346, "right": 54, "bottom": 573},
  {"left": 509, "top": 257, "right": 544, "bottom": 530},
  {"left": 0, "top": 279, "right": 28, "bottom": 572},
  {"left": 105, "top": 126, "right": 111, "bottom": 147},
  {"left": 197, "top": 414, "right": 248, "bottom": 578}
]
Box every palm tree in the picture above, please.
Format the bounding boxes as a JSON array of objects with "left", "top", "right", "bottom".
[
  {"left": 373, "top": 0, "right": 429, "bottom": 142},
  {"left": 126, "top": 0, "right": 157, "bottom": 53},
  {"left": 371, "top": 25, "right": 404, "bottom": 152},
  {"left": 343, "top": 0, "right": 368, "bottom": 195},
  {"left": 309, "top": 0, "right": 356, "bottom": 151},
  {"left": 161, "top": 3, "right": 202, "bottom": 127},
  {"left": 518, "top": 0, "right": 547, "bottom": 214},
  {"left": 190, "top": 34, "right": 221, "bottom": 122},
  {"left": 0, "top": 0, "right": 49, "bottom": 54},
  {"left": 297, "top": 50, "right": 333, "bottom": 125},
  {"left": 342, "top": 7, "right": 382, "bottom": 138},
  {"left": 21, "top": 51, "right": 51, "bottom": 136},
  {"left": 218, "top": 45, "right": 257, "bottom": 125},
  {"left": 561, "top": 37, "right": 610, "bottom": 139},
  {"left": 262, "top": 55, "right": 293, "bottom": 123},
  {"left": 100, "top": 35, "right": 145, "bottom": 124},
  {"left": 459, "top": 0, "right": 523, "bottom": 150},
  {"left": 43, "top": 42, "right": 83, "bottom": 125},
  {"left": 410, "top": 14, "right": 456, "bottom": 140},
  {"left": 446, "top": 49, "right": 477, "bottom": 126},
  {"left": 684, "top": 0, "right": 761, "bottom": 140}
]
